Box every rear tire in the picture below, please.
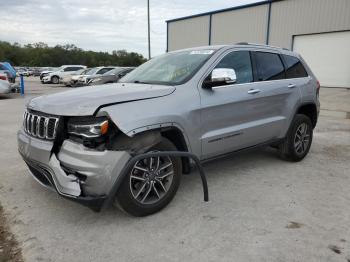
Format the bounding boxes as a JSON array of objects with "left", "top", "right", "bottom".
[
  {"left": 278, "top": 114, "right": 313, "bottom": 162},
  {"left": 115, "top": 138, "right": 182, "bottom": 216}
]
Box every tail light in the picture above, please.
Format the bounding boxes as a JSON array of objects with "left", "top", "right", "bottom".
[
  {"left": 0, "top": 75, "right": 7, "bottom": 81},
  {"left": 316, "top": 80, "right": 320, "bottom": 97}
]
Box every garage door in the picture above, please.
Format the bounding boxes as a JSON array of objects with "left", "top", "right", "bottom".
[{"left": 293, "top": 31, "right": 350, "bottom": 88}]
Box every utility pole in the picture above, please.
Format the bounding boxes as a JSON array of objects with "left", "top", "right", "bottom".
[{"left": 147, "top": 0, "right": 151, "bottom": 60}]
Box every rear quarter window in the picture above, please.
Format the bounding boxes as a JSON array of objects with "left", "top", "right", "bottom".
[{"left": 282, "top": 55, "right": 308, "bottom": 78}]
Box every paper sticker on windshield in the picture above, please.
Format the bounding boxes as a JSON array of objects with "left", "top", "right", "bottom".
[{"left": 190, "top": 50, "right": 214, "bottom": 55}]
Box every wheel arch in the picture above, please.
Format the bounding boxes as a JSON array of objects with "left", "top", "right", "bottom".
[
  {"left": 160, "top": 127, "right": 191, "bottom": 174},
  {"left": 295, "top": 103, "right": 318, "bottom": 128},
  {"left": 135, "top": 126, "right": 192, "bottom": 174},
  {"left": 111, "top": 123, "right": 192, "bottom": 174},
  {"left": 51, "top": 75, "right": 59, "bottom": 81}
]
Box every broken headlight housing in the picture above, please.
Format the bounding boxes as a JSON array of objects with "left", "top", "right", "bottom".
[{"left": 67, "top": 117, "right": 109, "bottom": 138}]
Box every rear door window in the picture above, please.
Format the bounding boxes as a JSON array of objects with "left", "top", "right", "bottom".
[
  {"left": 282, "top": 55, "right": 308, "bottom": 78},
  {"left": 254, "top": 52, "right": 285, "bottom": 81}
]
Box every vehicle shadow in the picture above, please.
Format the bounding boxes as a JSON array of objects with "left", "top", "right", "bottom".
[
  {"left": 90, "top": 146, "right": 282, "bottom": 219},
  {"left": 0, "top": 95, "right": 12, "bottom": 100}
]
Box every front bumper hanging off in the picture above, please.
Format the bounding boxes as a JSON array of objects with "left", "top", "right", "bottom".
[{"left": 22, "top": 148, "right": 209, "bottom": 212}]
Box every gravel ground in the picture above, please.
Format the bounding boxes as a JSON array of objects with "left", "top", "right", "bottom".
[
  {"left": 0, "top": 78, "right": 350, "bottom": 262},
  {"left": 0, "top": 203, "right": 23, "bottom": 262}
]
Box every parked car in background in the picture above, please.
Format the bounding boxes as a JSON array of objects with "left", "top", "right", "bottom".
[
  {"left": 88, "top": 67, "right": 135, "bottom": 85},
  {"left": 42, "top": 65, "right": 86, "bottom": 84},
  {"left": 17, "top": 44, "right": 320, "bottom": 216},
  {"left": 76, "top": 67, "right": 116, "bottom": 86},
  {"left": 60, "top": 68, "right": 88, "bottom": 87},
  {"left": 0, "top": 62, "right": 16, "bottom": 83},
  {"left": 40, "top": 67, "right": 57, "bottom": 82},
  {"left": 0, "top": 70, "right": 12, "bottom": 83},
  {"left": 32, "top": 68, "right": 42, "bottom": 77},
  {"left": 0, "top": 72, "right": 11, "bottom": 94},
  {"left": 18, "top": 69, "right": 31, "bottom": 76}
]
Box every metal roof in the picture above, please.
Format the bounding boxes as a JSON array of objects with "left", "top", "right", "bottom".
[{"left": 166, "top": 0, "right": 282, "bottom": 23}]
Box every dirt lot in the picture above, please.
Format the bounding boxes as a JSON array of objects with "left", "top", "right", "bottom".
[
  {"left": 1, "top": 77, "right": 350, "bottom": 262},
  {"left": 0, "top": 203, "right": 23, "bottom": 262}
]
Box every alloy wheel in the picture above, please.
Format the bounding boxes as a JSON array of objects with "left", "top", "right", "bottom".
[
  {"left": 294, "top": 122, "right": 310, "bottom": 155},
  {"left": 52, "top": 76, "right": 59, "bottom": 84},
  {"left": 129, "top": 154, "right": 174, "bottom": 205}
]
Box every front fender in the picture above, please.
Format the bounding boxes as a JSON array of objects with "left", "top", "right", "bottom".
[{"left": 96, "top": 91, "right": 202, "bottom": 157}]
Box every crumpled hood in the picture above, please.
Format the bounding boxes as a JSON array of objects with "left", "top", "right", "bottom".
[{"left": 27, "top": 83, "right": 175, "bottom": 116}]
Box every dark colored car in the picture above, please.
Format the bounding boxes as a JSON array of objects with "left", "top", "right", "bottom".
[
  {"left": 32, "top": 68, "right": 42, "bottom": 77},
  {"left": 88, "top": 67, "right": 135, "bottom": 85}
]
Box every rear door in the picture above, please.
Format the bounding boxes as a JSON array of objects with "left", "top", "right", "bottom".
[
  {"left": 251, "top": 51, "right": 302, "bottom": 141},
  {"left": 280, "top": 53, "right": 313, "bottom": 126}
]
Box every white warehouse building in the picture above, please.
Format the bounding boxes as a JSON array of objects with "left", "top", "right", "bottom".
[{"left": 166, "top": 0, "right": 350, "bottom": 88}]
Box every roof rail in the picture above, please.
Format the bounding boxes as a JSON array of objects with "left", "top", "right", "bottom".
[{"left": 235, "top": 42, "right": 289, "bottom": 50}]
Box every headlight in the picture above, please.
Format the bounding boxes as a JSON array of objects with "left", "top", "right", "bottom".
[{"left": 67, "top": 117, "right": 109, "bottom": 138}]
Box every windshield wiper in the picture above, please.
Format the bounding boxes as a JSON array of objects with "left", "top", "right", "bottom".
[{"left": 133, "top": 80, "right": 152, "bottom": 84}]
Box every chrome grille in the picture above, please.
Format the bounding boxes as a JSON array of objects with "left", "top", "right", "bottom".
[{"left": 23, "top": 111, "right": 59, "bottom": 140}]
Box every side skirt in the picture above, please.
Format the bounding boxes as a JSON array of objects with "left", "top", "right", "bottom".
[{"left": 200, "top": 138, "right": 284, "bottom": 164}]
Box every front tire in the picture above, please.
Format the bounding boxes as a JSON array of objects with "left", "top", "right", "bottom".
[
  {"left": 115, "top": 138, "right": 182, "bottom": 216},
  {"left": 51, "top": 76, "right": 59, "bottom": 84},
  {"left": 279, "top": 114, "right": 313, "bottom": 162}
]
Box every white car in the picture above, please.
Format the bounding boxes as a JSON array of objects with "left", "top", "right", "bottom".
[
  {"left": 0, "top": 72, "right": 11, "bottom": 94},
  {"left": 60, "top": 69, "right": 87, "bottom": 87},
  {"left": 40, "top": 67, "right": 58, "bottom": 82},
  {"left": 76, "top": 67, "right": 116, "bottom": 86},
  {"left": 42, "top": 65, "right": 86, "bottom": 84}
]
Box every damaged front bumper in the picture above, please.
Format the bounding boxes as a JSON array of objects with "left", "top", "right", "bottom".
[{"left": 17, "top": 129, "right": 131, "bottom": 211}]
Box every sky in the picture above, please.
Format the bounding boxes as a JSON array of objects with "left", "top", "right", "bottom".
[{"left": 0, "top": 0, "right": 261, "bottom": 57}]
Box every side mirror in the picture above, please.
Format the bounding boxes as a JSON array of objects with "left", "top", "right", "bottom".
[{"left": 203, "top": 68, "right": 237, "bottom": 89}]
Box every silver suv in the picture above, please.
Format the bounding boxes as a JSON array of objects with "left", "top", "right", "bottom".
[{"left": 18, "top": 44, "right": 320, "bottom": 216}]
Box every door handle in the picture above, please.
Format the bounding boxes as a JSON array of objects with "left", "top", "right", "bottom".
[
  {"left": 288, "top": 84, "right": 296, "bottom": 88},
  {"left": 247, "top": 89, "right": 261, "bottom": 94}
]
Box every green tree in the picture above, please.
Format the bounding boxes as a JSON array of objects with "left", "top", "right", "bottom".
[{"left": 0, "top": 41, "right": 147, "bottom": 67}]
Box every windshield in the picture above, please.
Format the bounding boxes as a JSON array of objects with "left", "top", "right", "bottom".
[
  {"left": 84, "top": 68, "right": 98, "bottom": 75},
  {"left": 120, "top": 49, "right": 215, "bottom": 85},
  {"left": 81, "top": 68, "right": 93, "bottom": 75}
]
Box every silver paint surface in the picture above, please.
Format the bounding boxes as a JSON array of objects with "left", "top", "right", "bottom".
[{"left": 18, "top": 44, "right": 319, "bottom": 198}]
